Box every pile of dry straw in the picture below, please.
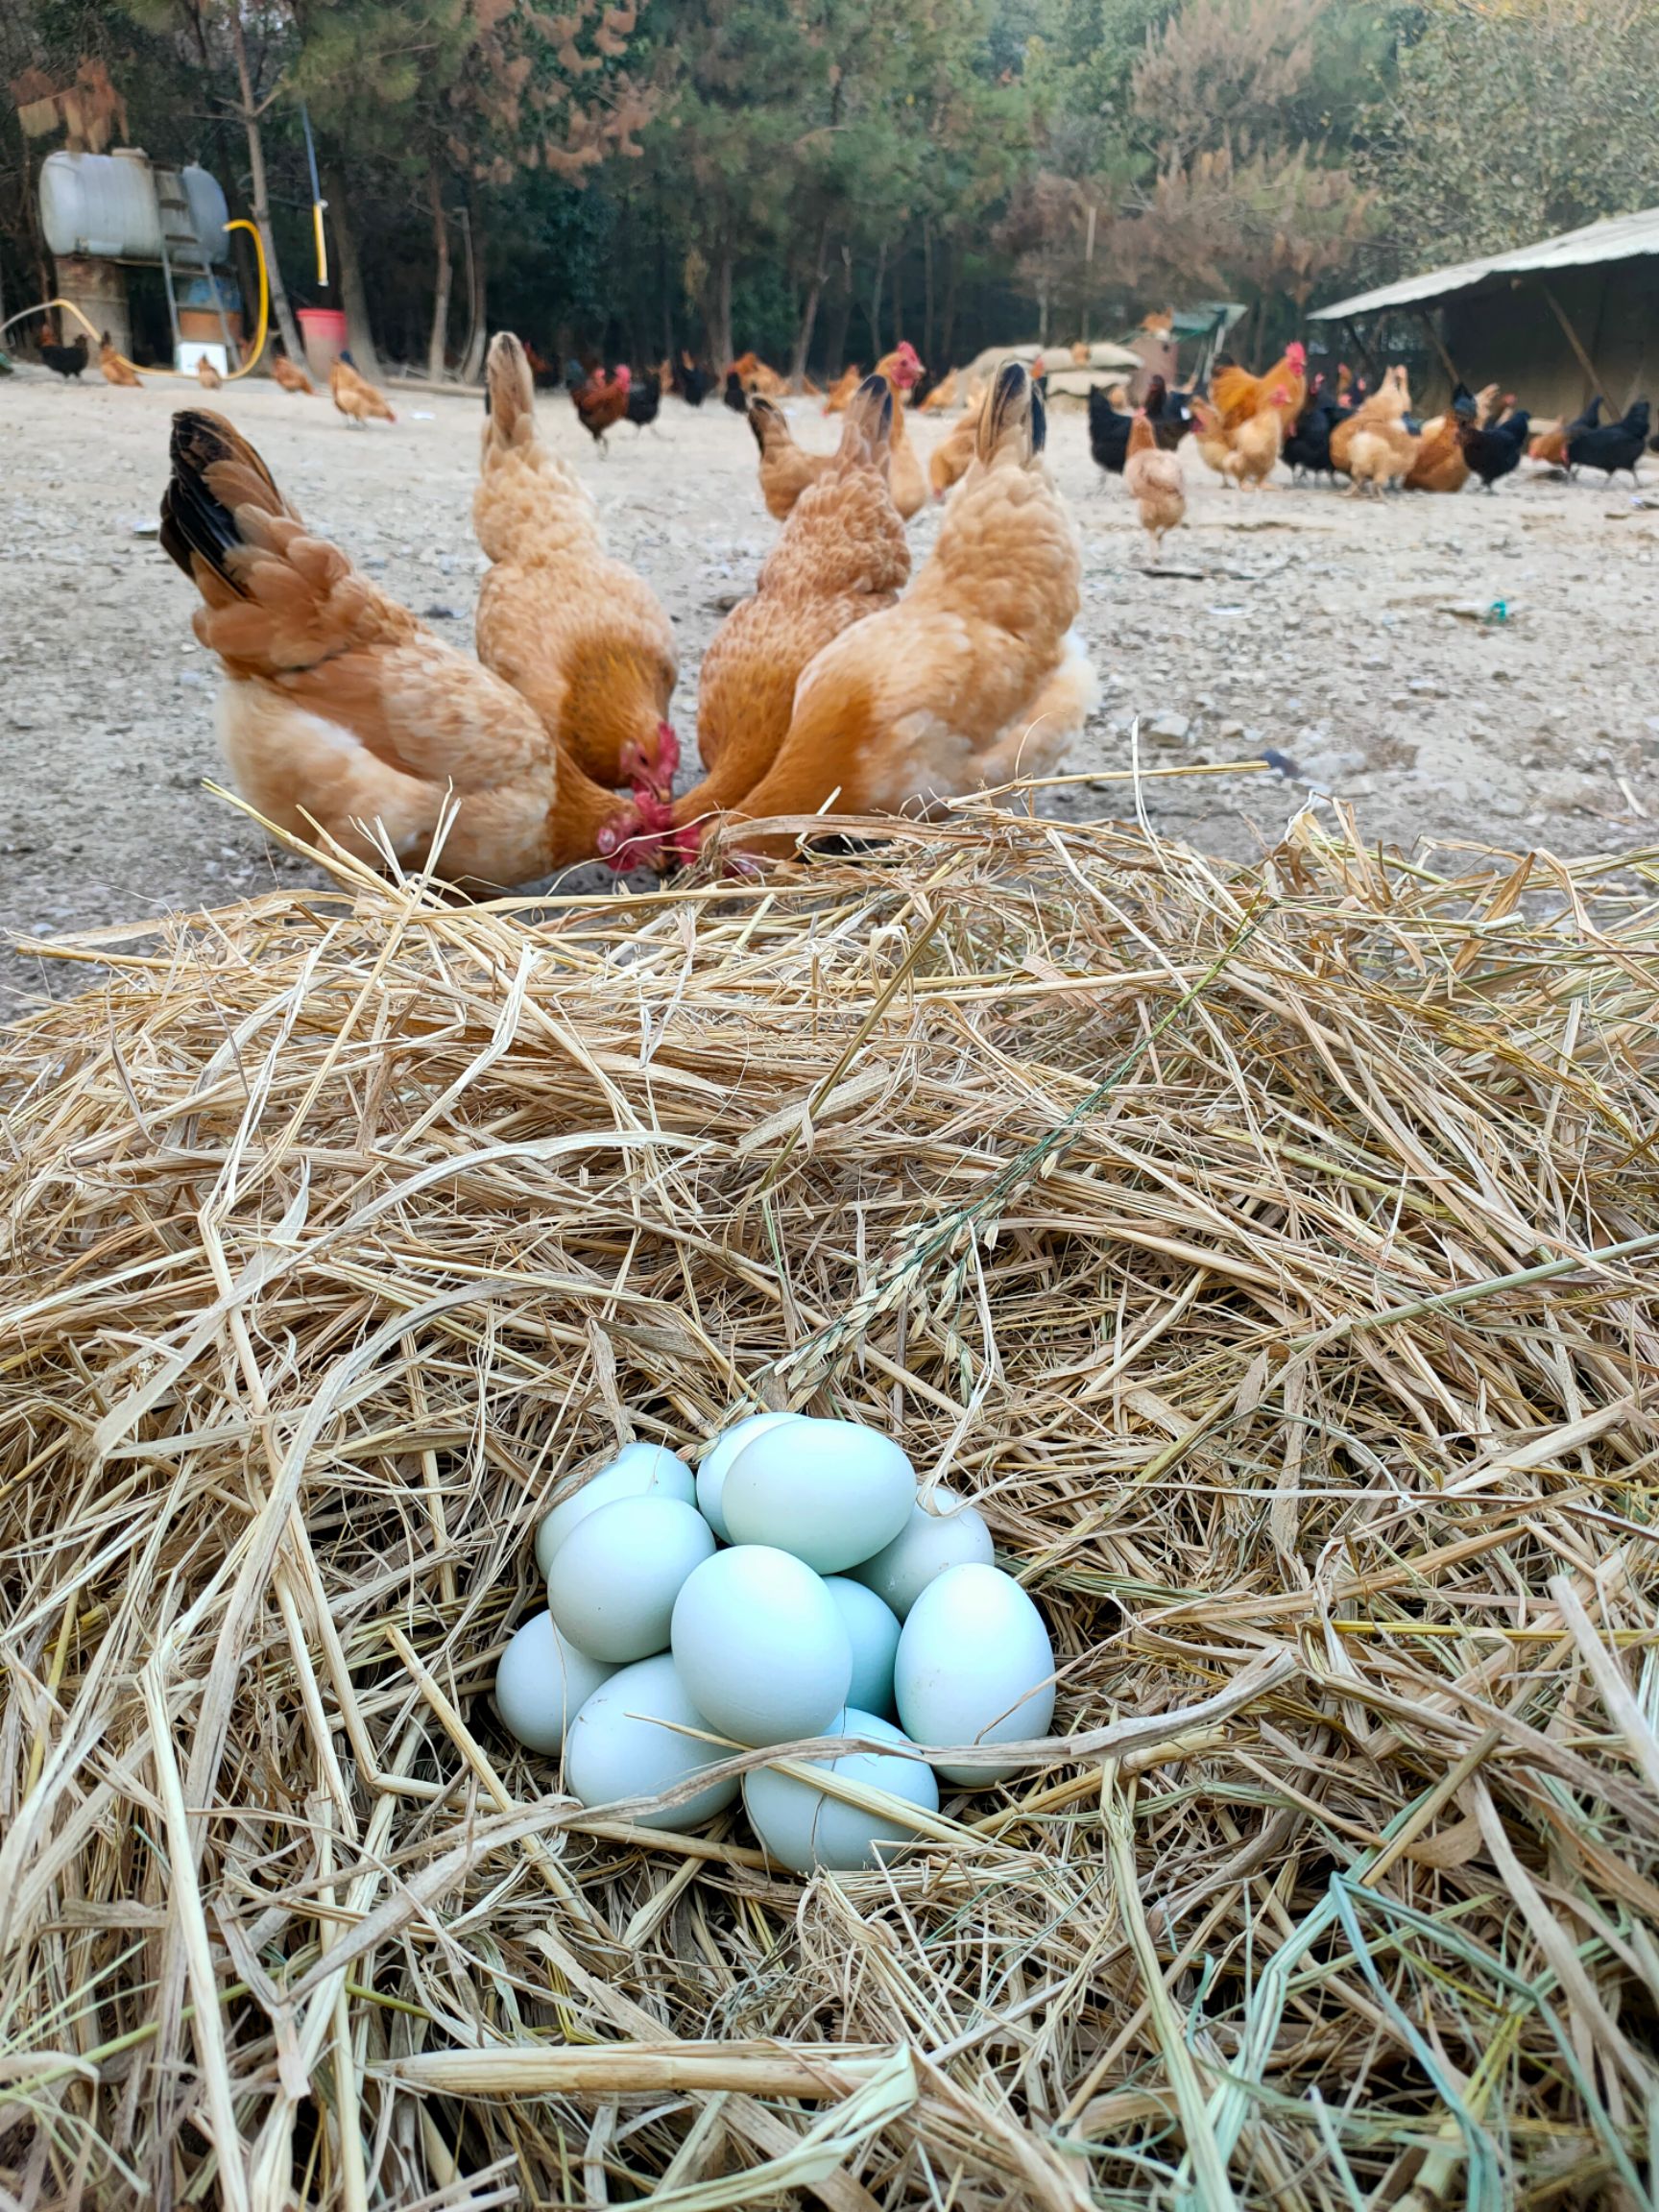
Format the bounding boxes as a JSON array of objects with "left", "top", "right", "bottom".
[{"left": 3, "top": 797, "right": 1658, "bottom": 2211}]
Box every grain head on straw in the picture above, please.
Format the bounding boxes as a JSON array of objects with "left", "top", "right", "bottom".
[{"left": 2, "top": 796, "right": 1657, "bottom": 2208}]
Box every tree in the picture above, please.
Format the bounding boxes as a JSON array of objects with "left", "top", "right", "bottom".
[{"left": 1360, "top": 0, "right": 1659, "bottom": 269}]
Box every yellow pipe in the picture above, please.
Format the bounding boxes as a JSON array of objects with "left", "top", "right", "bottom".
[
  {"left": 312, "top": 202, "right": 329, "bottom": 288},
  {"left": 0, "top": 217, "right": 269, "bottom": 381},
  {"left": 225, "top": 217, "right": 270, "bottom": 377}
]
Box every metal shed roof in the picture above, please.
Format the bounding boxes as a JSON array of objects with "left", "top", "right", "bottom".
[{"left": 1311, "top": 204, "right": 1659, "bottom": 321}]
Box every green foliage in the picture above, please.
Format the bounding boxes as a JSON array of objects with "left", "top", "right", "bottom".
[
  {"left": 1360, "top": 0, "right": 1659, "bottom": 265},
  {"left": 4, "top": 0, "right": 1653, "bottom": 374}
]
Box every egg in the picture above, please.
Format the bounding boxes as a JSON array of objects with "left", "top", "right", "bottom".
[
  {"left": 722, "top": 1418, "right": 915, "bottom": 1573},
  {"left": 695, "top": 1410, "right": 803, "bottom": 1542},
  {"left": 894, "top": 1564, "right": 1056, "bottom": 1785},
  {"left": 535, "top": 1442, "right": 695, "bottom": 1577},
  {"left": 671, "top": 1546, "right": 851, "bottom": 1745},
  {"left": 493, "top": 1610, "right": 614, "bottom": 1755},
  {"left": 849, "top": 1486, "right": 995, "bottom": 1618},
  {"left": 563, "top": 1654, "right": 739, "bottom": 1832},
  {"left": 547, "top": 1496, "right": 715, "bottom": 1663},
  {"left": 743, "top": 1709, "right": 940, "bottom": 1872},
  {"left": 822, "top": 1576, "right": 902, "bottom": 1718}
]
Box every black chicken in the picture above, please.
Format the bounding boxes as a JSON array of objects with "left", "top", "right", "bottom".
[
  {"left": 1450, "top": 381, "right": 1480, "bottom": 422},
  {"left": 626, "top": 368, "right": 662, "bottom": 432},
  {"left": 1457, "top": 408, "right": 1532, "bottom": 493},
  {"left": 41, "top": 332, "right": 88, "bottom": 381},
  {"left": 675, "top": 352, "right": 710, "bottom": 407},
  {"left": 1284, "top": 382, "right": 1340, "bottom": 481},
  {"left": 1143, "top": 376, "right": 1195, "bottom": 451},
  {"left": 722, "top": 369, "right": 747, "bottom": 414},
  {"left": 1568, "top": 399, "right": 1650, "bottom": 485},
  {"left": 1087, "top": 384, "right": 1134, "bottom": 475}
]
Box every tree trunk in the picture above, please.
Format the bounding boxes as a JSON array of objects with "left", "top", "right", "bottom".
[
  {"left": 922, "top": 217, "right": 934, "bottom": 366},
  {"left": 425, "top": 159, "right": 452, "bottom": 380},
  {"left": 891, "top": 246, "right": 902, "bottom": 349},
  {"left": 821, "top": 250, "right": 854, "bottom": 374},
  {"left": 865, "top": 239, "right": 886, "bottom": 360},
  {"left": 228, "top": 7, "right": 301, "bottom": 365},
  {"left": 1080, "top": 202, "right": 1096, "bottom": 348},
  {"left": 705, "top": 248, "right": 733, "bottom": 372},
  {"left": 941, "top": 243, "right": 959, "bottom": 366},
  {"left": 323, "top": 161, "right": 380, "bottom": 375},
  {"left": 1038, "top": 275, "right": 1050, "bottom": 349},
  {"left": 459, "top": 188, "right": 488, "bottom": 383},
  {"left": 789, "top": 222, "right": 830, "bottom": 389}
]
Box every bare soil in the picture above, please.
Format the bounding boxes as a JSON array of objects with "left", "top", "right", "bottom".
[{"left": 3, "top": 369, "right": 1656, "bottom": 1015}]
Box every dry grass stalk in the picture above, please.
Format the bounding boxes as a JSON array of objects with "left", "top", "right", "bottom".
[{"left": 2, "top": 796, "right": 1658, "bottom": 2209}]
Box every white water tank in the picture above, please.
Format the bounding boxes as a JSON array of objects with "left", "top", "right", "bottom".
[{"left": 39, "top": 150, "right": 229, "bottom": 266}]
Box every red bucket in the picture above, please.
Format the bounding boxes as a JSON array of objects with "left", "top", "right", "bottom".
[{"left": 297, "top": 305, "right": 348, "bottom": 381}]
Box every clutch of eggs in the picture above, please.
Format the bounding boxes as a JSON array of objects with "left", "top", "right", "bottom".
[{"left": 494, "top": 1413, "right": 1057, "bottom": 1863}]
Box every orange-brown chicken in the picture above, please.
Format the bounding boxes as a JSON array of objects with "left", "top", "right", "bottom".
[
  {"left": 569, "top": 365, "right": 632, "bottom": 450},
  {"left": 822, "top": 366, "right": 862, "bottom": 414},
  {"left": 196, "top": 354, "right": 223, "bottom": 391},
  {"left": 729, "top": 351, "right": 789, "bottom": 397},
  {"left": 875, "top": 342, "right": 927, "bottom": 518},
  {"left": 918, "top": 368, "right": 958, "bottom": 413},
  {"left": 1223, "top": 393, "right": 1289, "bottom": 488},
  {"left": 330, "top": 353, "right": 396, "bottom": 425},
  {"left": 927, "top": 390, "right": 986, "bottom": 500},
  {"left": 1189, "top": 394, "right": 1236, "bottom": 481},
  {"left": 1123, "top": 413, "right": 1186, "bottom": 556},
  {"left": 1334, "top": 366, "right": 1416, "bottom": 494},
  {"left": 748, "top": 396, "right": 837, "bottom": 521},
  {"left": 1213, "top": 344, "right": 1308, "bottom": 435},
  {"left": 159, "top": 410, "right": 662, "bottom": 883},
  {"left": 1405, "top": 414, "right": 1469, "bottom": 494},
  {"left": 271, "top": 349, "right": 315, "bottom": 396},
  {"left": 473, "top": 333, "right": 680, "bottom": 801},
  {"left": 99, "top": 333, "right": 140, "bottom": 387},
  {"left": 681, "top": 362, "right": 1094, "bottom": 860},
  {"left": 670, "top": 377, "right": 909, "bottom": 848}
]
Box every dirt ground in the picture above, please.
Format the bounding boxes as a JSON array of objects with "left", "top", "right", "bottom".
[{"left": 3, "top": 368, "right": 1657, "bottom": 1015}]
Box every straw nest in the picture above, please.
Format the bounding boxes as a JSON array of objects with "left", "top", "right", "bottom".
[{"left": 3, "top": 798, "right": 1658, "bottom": 2212}]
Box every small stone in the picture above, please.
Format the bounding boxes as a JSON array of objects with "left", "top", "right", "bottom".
[{"left": 1147, "top": 712, "right": 1190, "bottom": 743}]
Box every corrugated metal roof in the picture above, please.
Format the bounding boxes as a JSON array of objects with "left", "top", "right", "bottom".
[{"left": 1311, "top": 204, "right": 1659, "bottom": 321}]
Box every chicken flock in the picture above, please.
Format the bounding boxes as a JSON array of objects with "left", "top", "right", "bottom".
[
  {"left": 142, "top": 321, "right": 1651, "bottom": 894},
  {"left": 158, "top": 336, "right": 1088, "bottom": 886}
]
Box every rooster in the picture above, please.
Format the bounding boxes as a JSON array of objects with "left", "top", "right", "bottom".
[
  {"left": 1212, "top": 343, "right": 1308, "bottom": 436},
  {"left": 159, "top": 409, "right": 664, "bottom": 883},
  {"left": 874, "top": 342, "right": 927, "bottom": 518},
  {"left": 41, "top": 331, "right": 88, "bottom": 380},
  {"left": 683, "top": 361, "right": 1094, "bottom": 860},
  {"left": 330, "top": 352, "right": 396, "bottom": 426},
  {"left": 569, "top": 364, "right": 632, "bottom": 451},
  {"left": 670, "top": 375, "right": 909, "bottom": 851},
  {"left": 271, "top": 349, "right": 315, "bottom": 396},
  {"left": 474, "top": 333, "right": 680, "bottom": 804},
  {"left": 100, "top": 333, "right": 141, "bottom": 388},
  {"left": 1123, "top": 412, "right": 1186, "bottom": 559}
]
